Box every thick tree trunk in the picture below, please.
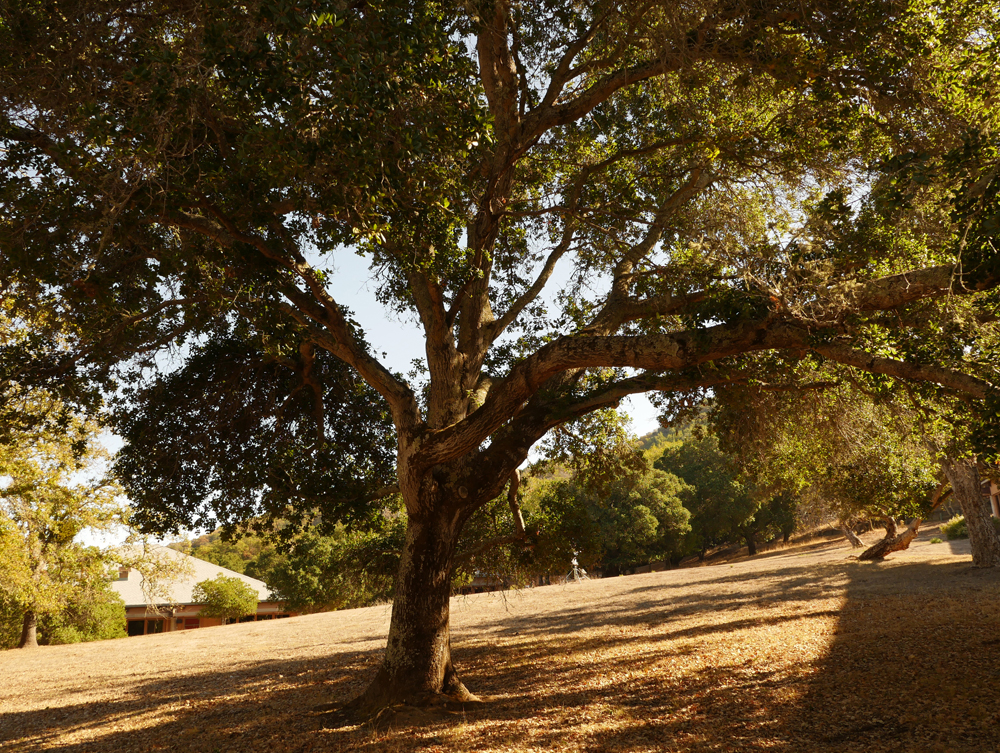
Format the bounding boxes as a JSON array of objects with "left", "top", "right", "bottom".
[
  {"left": 350, "top": 505, "right": 478, "bottom": 714},
  {"left": 859, "top": 517, "right": 921, "bottom": 561},
  {"left": 841, "top": 524, "right": 865, "bottom": 548},
  {"left": 942, "top": 457, "right": 1000, "bottom": 568},
  {"left": 18, "top": 610, "right": 38, "bottom": 649},
  {"left": 744, "top": 532, "right": 757, "bottom": 556}
]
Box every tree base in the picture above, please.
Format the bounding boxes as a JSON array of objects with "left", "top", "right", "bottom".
[
  {"left": 316, "top": 690, "right": 485, "bottom": 729},
  {"left": 315, "top": 663, "right": 483, "bottom": 728}
]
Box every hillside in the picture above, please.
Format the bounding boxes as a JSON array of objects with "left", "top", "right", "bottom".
[{"left": 3, "top": 529, "right": 999, "bottom": 752}]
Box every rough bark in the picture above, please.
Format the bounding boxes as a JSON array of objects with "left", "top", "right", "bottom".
[
  {"left": 744, "top": 532, "right": 758, "bottom": 556},
  {"left": 349, "top": 501, "right": 478, "bottom": 714},
  {"left": 941, "top": 457, "right": 1000, "bottom": 568},
  {"left": 858, "top": 517, "right": 922, "bottom": 560},
  {"left": 18, "top": 610, "right": 38, "bottom": 649},
  {"left": 841, "top": 524, "right": 866, "bottom": 548}
]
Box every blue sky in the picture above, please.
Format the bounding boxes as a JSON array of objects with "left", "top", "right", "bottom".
[{"left": 327, "top": 249, "right": 663, "bottom": 439}]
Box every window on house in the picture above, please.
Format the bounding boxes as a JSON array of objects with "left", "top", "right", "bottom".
[
  {"left": 146, "top": 619, "right": 164, "bottom": 634},
  {"left": 238, "top": 615, "right": 256, "bottom": 623},
  {"left": 117, "top": 568, "right": 130, "bottom": 581},
  {"left": 127, "top": 620, "right": 145, "bottom": 637}
]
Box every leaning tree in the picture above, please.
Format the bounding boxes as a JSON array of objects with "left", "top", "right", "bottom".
[{"left": 3, "top": 0, "right": 1000, "bottom": 711}]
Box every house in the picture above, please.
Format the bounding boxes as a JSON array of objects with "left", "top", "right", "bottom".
[
  {"left": 110, "top": 545, "right": 292, "bottom": 636},
  {"left": 983, "top": 479, "right": 1000, "bottom": 518}
]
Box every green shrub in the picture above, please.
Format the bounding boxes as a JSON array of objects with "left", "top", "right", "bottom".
[
  {"left": 929, "top": 537, "right": 943, "bottom": 544},
  {"left": 45, "top": 625, "right": 84, "bottom": 645},
  {"left": 941, "top": 515, "right": 968, "bottom": 540},
  {"left": 937, "top": 515, "right": 1000, "bottom": 540},
  {"left": 192, "top": 575, "right": 258, "bottom": 621},
  {"left": 39, "top": 586, "right": 127, "bottom": 645}
]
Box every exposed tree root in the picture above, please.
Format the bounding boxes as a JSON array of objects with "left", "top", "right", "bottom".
[
  {"left": 313, "top": 661, "right": 484, "bottom": 728},
  {"left": 315, "top": 689, "right": 486, "bottom": 729}
]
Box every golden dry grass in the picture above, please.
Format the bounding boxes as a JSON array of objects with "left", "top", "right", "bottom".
[{"left": 3, "top": 529, "right": 1000, "bottom": 753}]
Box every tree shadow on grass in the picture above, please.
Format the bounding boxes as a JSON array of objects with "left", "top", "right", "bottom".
[
  {"left": 9, "top": 557, "right": 1000, "bottom": 752},
  {"left": 2, "top": 647, "right": 382, "bottom": 752},
  {"left": 784, "top": 559, "right": 1000, "bottom": 753}
]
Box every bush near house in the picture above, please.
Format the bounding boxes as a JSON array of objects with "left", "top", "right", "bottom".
[
  {"left": 191, "top": 575, "right": 258, "bottom": 622},
  {"left": 941, "top": 515, "right": 969, "bottom": 540},
  {"left": 940, "top": 515, "right": 1000, "bottom": 541}
]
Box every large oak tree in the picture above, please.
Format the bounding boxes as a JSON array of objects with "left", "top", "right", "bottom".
[{"left": 3, "top": 0, "right": 1000, "bottom": 710}]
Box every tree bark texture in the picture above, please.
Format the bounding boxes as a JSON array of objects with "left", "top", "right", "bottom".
[
  {"left": 351, "top": 503, "right": 477, "bottom": 712},
  {"left": 841, "top": 524, "right": 866, "bottom": 548},
  {"left": 18, "top": 610, "right": 38, "bottom": 649},
  {"left": 941, "top": 458, "right": 1000, "bottom": 568},
  {"left": 858, "top": 517, "right": 921, "bottom": 560}
]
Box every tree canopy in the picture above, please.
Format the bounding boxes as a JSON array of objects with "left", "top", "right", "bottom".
[{"left": 3, "top": 0, "right": 1000, "bottom": 711}]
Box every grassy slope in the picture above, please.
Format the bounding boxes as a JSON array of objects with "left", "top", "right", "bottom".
[{"left": 2, "top": 528, "right": 999, "bottom": 753}]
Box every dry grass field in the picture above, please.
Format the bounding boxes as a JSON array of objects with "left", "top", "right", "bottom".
[{"left": 3, "top": 528, "right": 1000, "bottom": 753}]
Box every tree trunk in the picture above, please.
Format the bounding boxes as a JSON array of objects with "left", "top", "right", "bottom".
[
  {"left": 18, "top": 610, "right": 38, "bottom": 649},
  {"left": 841, "top": 524, "right": 865, "bottom": 548},
  {"left": 859, "top": 517, "right": 921, "bottom": 560},
  {"left": 744, "top": 532, "right": 757, "bottom": 556},
  {"left": 349, "top": 505, "right": 477, "bottom": 714},
  {"left": 941, "top": 457, "right": 1000, "bottom": 568}
]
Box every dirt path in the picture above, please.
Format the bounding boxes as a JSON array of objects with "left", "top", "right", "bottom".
[{"left": 2, "top": 529, "right": 999, "bottom": 752}]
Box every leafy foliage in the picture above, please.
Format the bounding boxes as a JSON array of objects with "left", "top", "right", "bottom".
[
  {"left": 192, "top": 575, "right": 259, "bottom": 621},
  {"left": 37, "top": 584, "right": 126, "bottom": 646},
  {"left": 655, "top": 431, "right": 775, "bottom": 556},
  {"left": 711, "top": 368, "right": 942, "bottom": 527},
  {"left": 252, "top": 521, "right": 404, "bottom": 612},
  {"left": 941, "top": 515, "right": 969, "bottom": 540},
  {"left": 0, "top": 393, "right": 128, "bottom": 647},
  {"left": 937, "top": 515, "right": 1000, "bottom": 541},
  {"left": 114, "top": 332, "right": 396, "bottom": 537},
  {"left": 529, "top": 460, "right": 692, "bottom": 575}
]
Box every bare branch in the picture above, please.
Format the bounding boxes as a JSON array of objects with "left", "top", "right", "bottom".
[
  {"left": 506, "top": 469, "right": 525, "bottom": 537},
  {"left": 490, "top": 228, "right": 575, "bottom": 339}
]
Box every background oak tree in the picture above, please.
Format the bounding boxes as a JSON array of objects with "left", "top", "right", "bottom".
[{"left": 0, "top": 392, "right": 126, "bottom": 648}]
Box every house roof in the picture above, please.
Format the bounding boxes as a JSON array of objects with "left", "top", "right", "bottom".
[{"left": 110, "top": 544, "right": 273, "bottom": 607}]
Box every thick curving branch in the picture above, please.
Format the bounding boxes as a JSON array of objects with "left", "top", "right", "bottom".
[
  {"left": 811, "top": 342, "right": 992, "bottom": 399},
  {"left": 414, "top": 317, "right": 805, "bottom": 469}
]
